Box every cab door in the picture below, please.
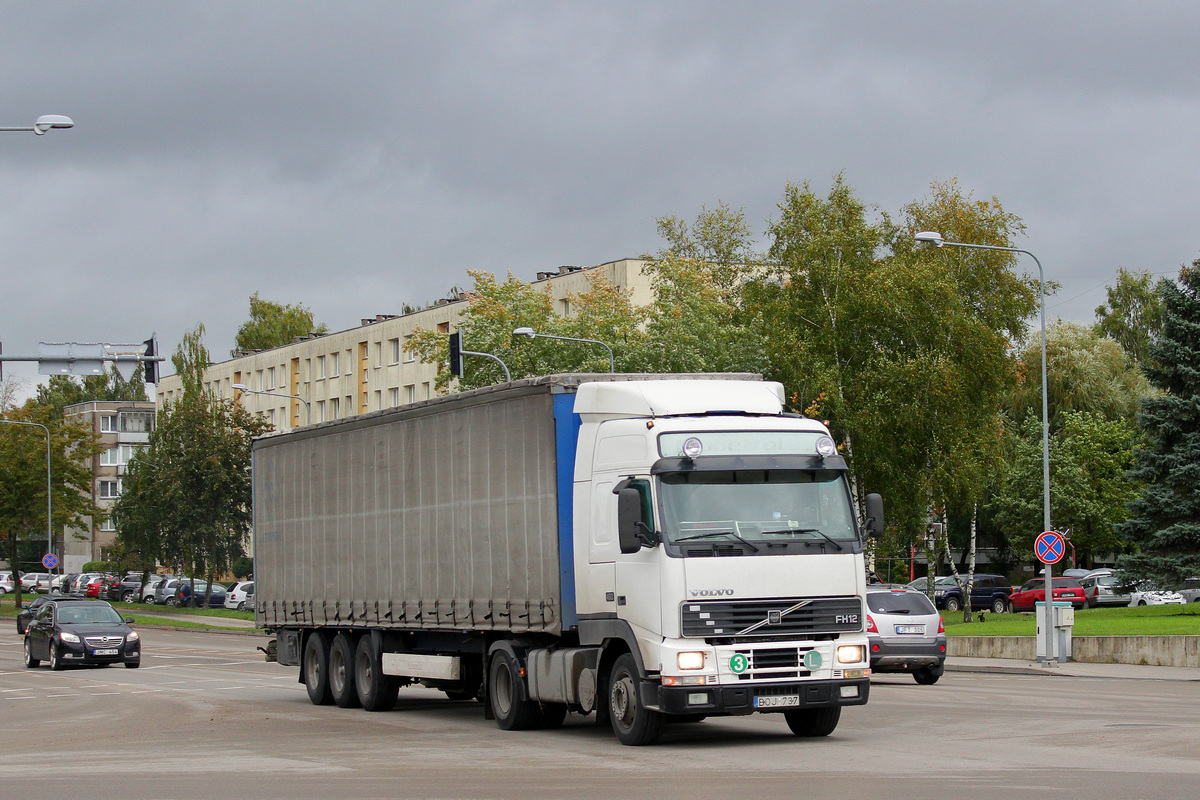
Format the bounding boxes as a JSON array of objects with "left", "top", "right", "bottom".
[{"left": 612, "top": 478, "right": 663, "bottom": 641}]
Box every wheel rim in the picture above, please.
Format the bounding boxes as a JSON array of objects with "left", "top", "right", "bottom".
[
  {"left": 493, "top": 660, "right": 513, "bottom": 716},
  {"left": 611, "top": 670, "right": 636, "bottom": 727},
  {"left": 305, "top": 648, "right": 322, "bottom": 688},
  {"left": 49, "top": 645, "right": 58, "bottom": 668},
  {"left": 24, "top": 639, "right": 32, "bottom": 664},
  {"left": 330, "top": 646, "right": 346, "bottom": 694}
]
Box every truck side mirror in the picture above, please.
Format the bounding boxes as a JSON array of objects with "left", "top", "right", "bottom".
[
  {"left": 864, "top": 493, "right": 884, "bottom": 539},
  {"left": 617, "top": 487, "right": 651, "bottom": 554}
]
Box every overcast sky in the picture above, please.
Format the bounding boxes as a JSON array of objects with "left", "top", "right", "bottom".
[{"left": 3, "top": 2, "right": 1198, "bottom": 398}]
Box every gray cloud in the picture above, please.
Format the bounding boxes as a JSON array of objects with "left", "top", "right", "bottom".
[{"left": 2, "top": 2, "right": 1198, "bottom": 395}]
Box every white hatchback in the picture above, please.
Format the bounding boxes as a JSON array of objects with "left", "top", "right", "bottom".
[{"left": 226, "top": 581, "right": 255, "bottom": 610}]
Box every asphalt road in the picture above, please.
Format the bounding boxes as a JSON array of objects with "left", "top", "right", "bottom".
[{"left": 2, "top": 627, "right": 1197, "bottom": 800}]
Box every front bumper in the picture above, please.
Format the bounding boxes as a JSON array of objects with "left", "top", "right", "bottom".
[
  {"left": 656, "top": 678, "right": 869, "bottom": 716},
  {"left": 58, "top": 640, "right": 140, "bottom": 666}
]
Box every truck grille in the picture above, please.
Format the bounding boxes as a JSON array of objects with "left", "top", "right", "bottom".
[
  {"left": 732, "top": 646, "right": 815, "bottom": 681},
  {"left": 681, "top": 596, "right": 863, "bottom": 638}
]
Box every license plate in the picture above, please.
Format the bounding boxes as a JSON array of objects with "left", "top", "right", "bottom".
[
  {"left": 93, "top": 648, "right": 119, "bottom": 656},
  {"left": 895, "top": 624, "right": 925, "bottom": 635},
  {"left": 754, "top": 695, "right": 800, "bottom": 709}
]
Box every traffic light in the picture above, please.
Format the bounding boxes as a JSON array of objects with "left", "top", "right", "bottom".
[
  {"left": 448, "top": 331, "right": 463, "bottom": 378},
  {"left": 143, "top": 335, "right": 159, "bottom": 383}
]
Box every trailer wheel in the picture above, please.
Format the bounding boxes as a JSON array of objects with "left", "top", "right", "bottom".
[
  {"left": 783, "top": 706, "right": 841, "bottom": 737},
  {"left": 329, "top": 632, "right": 361, "bottom": 708},
  {"left": 354, "top": 635, "right": 399, "bottom": 712},
  {"left": 303, "top": 631, "right": 334, "bottom": 706},
  {"left": 608, "top": 653, "right": 663, "bottom": 746},
  {"left": 488, "top": 651, "right": 540, "bottom": 731}
]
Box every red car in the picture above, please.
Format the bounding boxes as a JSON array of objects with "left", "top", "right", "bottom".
[
  {"left": 1008, "top": 577, "right": 1087, "bottom": 612},
  {"left": 83, "top": 575, "right": 116, "bottom": 598}
]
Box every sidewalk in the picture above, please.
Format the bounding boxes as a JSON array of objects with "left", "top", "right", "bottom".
[{"left": 947, "top": 655, "right": 1200, "bottom": 682}]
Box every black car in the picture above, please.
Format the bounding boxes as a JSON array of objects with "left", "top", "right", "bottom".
[
  {"left": 22, "top": 598, "right": 141, "bottom": 670},
  {"left": 16, "top": 593, "right": 85, "bottom": 634},
  {"left": 933, "top": 573, "right": 1014, "bottom": 613}
]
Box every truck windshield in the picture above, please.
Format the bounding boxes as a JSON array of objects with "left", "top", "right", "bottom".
[{"left": 657, "top": 469, "right": 858, "bottom": 551}]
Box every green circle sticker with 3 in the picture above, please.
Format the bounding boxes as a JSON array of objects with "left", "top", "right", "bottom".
[{"left": 729, "top": 653, "right": 749, "bottom": 674}]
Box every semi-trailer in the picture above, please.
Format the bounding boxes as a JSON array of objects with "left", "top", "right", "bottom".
[{"left": 255, "top": 373, "right": 883, "bottom": 745}]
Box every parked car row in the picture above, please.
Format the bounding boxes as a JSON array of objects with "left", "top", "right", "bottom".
[
  {"left": 905, "top": 574, "right": 1014, "bottom": 613},
  {"left": 3, "top": 569, "right": 255, "bottom": 611}
]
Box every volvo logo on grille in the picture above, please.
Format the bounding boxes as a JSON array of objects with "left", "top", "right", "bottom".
[
  {"left": 689, "top": 588, "right": 734, "bottom": 597},
  {"left": 767, "top": 610, "right": 782, "bottom": 625}
]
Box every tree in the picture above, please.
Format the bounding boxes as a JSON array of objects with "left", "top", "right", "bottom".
[
  {"left": 1117, "top": 259, "right": 1200, "bottom": 587},
  {"left": 232, "top": 292, "right": 328, "bottom": 357},
  {"left": 115, "top": 325, "right": 271, "bottom": 604},
  {"left": 990, "top": 412, "right": 1140, "bottom": 565},
  {"left": 407, "top": 205, "right": 768, "bottom": 390},
  {"left": 35, "top": 367, "right": 148, "bottom": 416},
  {"left": 0, "top": 402, "right": 104, "bottom": 604},
  {"left": 1009, "top": 320, "right": 1153, "bottom": 429},
  {"left": 1094, "top": 267, "right": 1170, "bottom": 366}
]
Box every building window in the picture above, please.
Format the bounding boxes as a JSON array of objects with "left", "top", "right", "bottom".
[
  {"left": 560, "top": 298, "right": 571, "bottom": 316},
  {"left": 316, "top": 355, "right": 326, "bottom": 379},
  {"left": 389, "top": 388, "right": 399, "bottom": 407},
  {"left": 330, "top": 397, "right": 340, "bottom": 418},
  {"left": 99, "top": 518, "right": 116, "bottom": 532},
  {"left": 373, "top": 390, "right": 382, "bottom": 410},
  {"left": 437, "top": 322, "right": 450, "bottom": 334},
  {"left": 100, "top": 415, "right": 117, "bottom": 432},
  {"left": 101, "top": 447, "right": 120, "bottom": 466},
  {"left": 405, "top": 384, "right": 415, "bottom": 404},
  {"left": 266, "top": 366, "right": 276, "bottom": 390},
  {"left": 422, "top": 382, "right": 431, "bottom": 400},
  {"left": 316, "top": 400, "right": 325, "bottom": 422},
  {"left": 373, "top": 342, "right": 383, "bottom": 368},
  {"left": 119, "top": 412, "right": 153, "bottom": 433},
  {"left": 329, "top": 351, "right": 340, "bottom": 376},
  {"left": 389, "top": 338, "right": 401, "bottom": 364},
  {"left": 403, "top": 335, "right": 416, "bottom": 363},
  {"left": 98, "top": 480, "right": 120, "bottom": 499}
]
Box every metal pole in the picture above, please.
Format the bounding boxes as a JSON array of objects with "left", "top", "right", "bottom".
[
  {"left": 917, "top": 236, "right": 1055, "bottom": 664},
  {"left": 513, "top": 331, "right": 615, "bottom": 372},
  {"left": 233, "top": 385, "right": 311, "bottom": 426},
  {"left": 0, "top": 420, "right": 53, "bottom": 582}
]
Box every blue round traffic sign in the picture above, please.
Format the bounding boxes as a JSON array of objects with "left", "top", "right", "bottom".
[
  {"left": 42, "top": 553, "right": 58, "bottom": 570},
  {"left": 1034, "top": 531, "right": 1065, "bottom": 565}
]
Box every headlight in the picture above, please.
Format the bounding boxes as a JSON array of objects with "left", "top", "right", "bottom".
[
  {"left": 836, "top": 645, "right": 865, "bottom": 664},
  {"left": 59, "top": 631, "right": 80, "bottom": 643},
  {"left": 127, "top": 630, "right": 139, "bottom": 642},
  {"left": 677, "top": 651, "right": 706, "bottom": 670}
]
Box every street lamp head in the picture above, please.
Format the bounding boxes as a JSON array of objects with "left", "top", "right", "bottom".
[
  {"left": 914, "top": 231, "right": 945, "bottom": 247},
  {"left": 33, "top": 115, "right": 74, "bottom": 135},
  {"left": 231, "top": 383, "right": 249, "bottom": 391},
  {"left": 512, "top": 327, "right": 537, "bottom": 338}
]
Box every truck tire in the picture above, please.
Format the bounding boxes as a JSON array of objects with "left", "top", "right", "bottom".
[
  {"left": 303, "top": 631, "right": 334, "bottom": 706},
  {"left": 783, "top": 706, "right": 840, "bottom": 737},
  {"left": 488, "top": 651, "right": 541, "bottom": 731},
  {"left": 354, "top": 635, "right": 399, "bottom": 712},
  {"left": 607, "top": 653, "right": 663, "bottom": 746},
  {"left": 329, "top": 632, "right": 361, "bottom": 708}
]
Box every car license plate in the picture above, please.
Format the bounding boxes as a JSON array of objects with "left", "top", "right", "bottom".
[
  {"left": 895, "top": 624, "right": 925, "bottom": 635},
  {"left": 93, "top": 648, "right": 119, "bottom": 656},
  {"left": 754, "top": 695, "right": 800, "bottom": 709}
]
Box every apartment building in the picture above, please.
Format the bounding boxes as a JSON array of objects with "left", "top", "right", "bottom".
[
  {"left": 156, "top": 259, "right": 652, "bottom": 429},
  {"left": 61, "top": 400, "right": 157, "bottom": 572}
]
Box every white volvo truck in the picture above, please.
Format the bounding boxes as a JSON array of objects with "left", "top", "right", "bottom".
[{"left": 255, "top": 374, "right": 883, "bottom": 745}]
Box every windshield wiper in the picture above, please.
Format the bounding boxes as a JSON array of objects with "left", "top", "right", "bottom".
[
  {"left": 759, "top": 528, "right": 845, "bottom": 551},
  {"left": 674, "top": 531, "right": 760, "bottom": 552}
]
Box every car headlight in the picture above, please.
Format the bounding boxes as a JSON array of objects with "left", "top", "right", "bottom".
[
  {"left": 59, "top": 631, "right": 80, "bottom": 643},
  {"left": 677, "top": 651, "right": 706, "bottom": 670},
  {"left": 836, "top": 645, "right": 865, "bottom": 664},
  {"left": 127, "top": 630, "right": 139, "bottom": 642}
]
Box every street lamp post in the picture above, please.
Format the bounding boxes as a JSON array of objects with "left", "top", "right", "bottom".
[
  {"left": 0, "top": 115, "right": 74, "bottom": 135},
  {"left": 916, "top": 231, "right": 1056, "bottom": 665},
  {"left": 512, "top": 328, "right": 615, "bottom": 372},
  {"left": 232, "top": 384, "right": 311, "bottom": 426},
  {"left": 0, "top": 420, "right": 53, "bottom": 585}
]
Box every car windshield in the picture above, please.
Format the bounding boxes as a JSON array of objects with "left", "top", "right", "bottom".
[
  {"left": 658, "top": 469, "right": 858, "bottom": 549},
  {"left": 57, "top": 605, "right": 124, "bottom": 624}
]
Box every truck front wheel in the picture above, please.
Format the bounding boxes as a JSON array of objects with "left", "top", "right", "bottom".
[
  {"left": 783, "top": 706, "right": 840, "bottom": 737},
  {"left": 608, "top": 653, "right": 663, "bottom": 746},
  {"left": 303, "top": 631, "right": 333, "bottom": 706},
  {"left": 488, "top": 651, "right": 541, "bottom": 731}
]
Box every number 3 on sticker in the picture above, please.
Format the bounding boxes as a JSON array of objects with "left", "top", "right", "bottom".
[{"left": 729, "top": 653, "right": 748, "bottom": 674}]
